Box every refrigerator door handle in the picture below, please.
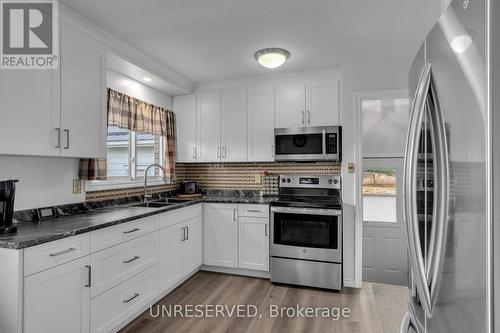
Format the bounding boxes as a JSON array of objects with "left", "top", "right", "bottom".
[
  {"left": 404, "top": 61, "right": 433, "bottom": 317},
  {"left": 426, "top": 71, "right": 450, "bottom": 311}
]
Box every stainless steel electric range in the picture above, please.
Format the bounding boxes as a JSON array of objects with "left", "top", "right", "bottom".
[{"left": 270, "top": 175, "right": 342, "bottom": 290}]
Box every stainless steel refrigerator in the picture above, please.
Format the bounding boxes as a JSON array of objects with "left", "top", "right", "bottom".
[{"left": 400, "top": 0, "right": 494, "bottom": 332}]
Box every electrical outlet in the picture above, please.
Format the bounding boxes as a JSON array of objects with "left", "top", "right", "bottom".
[
  {"left": 348, "top": 162, "right": 355, "bottom": 174},
  {"left": 254, "top": 174, "right": 261, "bottom": 184},
  {"left": 73, "top": 179, "right": 82, "bottom": 194}
]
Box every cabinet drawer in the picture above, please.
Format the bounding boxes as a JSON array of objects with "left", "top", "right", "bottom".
[
  {"left": 24, "top": 234, "right": 90, "bottom": 276},
  {"left": 90, "top": 215, "right": 159, "bottom": 253},
  {"left": 90, "top": 265, "right": 159, "bottom": 333},
  {"left": 158, "top": 204, "right": 202, "bottom": 230},
  {"left": 238, "top": 204, "right": 269, "bottom": 218},
  {"left": 90, "top": 233, "right": 158, "bottom": 298}
]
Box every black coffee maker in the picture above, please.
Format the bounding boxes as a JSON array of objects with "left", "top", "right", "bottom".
[{"left": 0, "top": 179, "right": 18, "bottom": 234}]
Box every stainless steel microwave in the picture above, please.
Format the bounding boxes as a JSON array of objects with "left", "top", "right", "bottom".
[{"left": 274, "top": 126, "right": 341, "bottom": 161}]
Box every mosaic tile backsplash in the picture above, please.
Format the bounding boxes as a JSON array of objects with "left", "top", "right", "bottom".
[{"left": 86, "top": 161, "right": 341, "bottom": 201}]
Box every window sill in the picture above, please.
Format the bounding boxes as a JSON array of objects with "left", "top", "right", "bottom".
[{"left": 85, "top": 178, "right": 172, "bottom": 192}]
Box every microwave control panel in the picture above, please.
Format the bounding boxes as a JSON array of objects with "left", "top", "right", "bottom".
[{"left": 326, "top": 133, "right": 337, "bottom": 154}]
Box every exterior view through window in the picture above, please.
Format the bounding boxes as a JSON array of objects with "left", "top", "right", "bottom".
[{"left": 362, "top": 168, "right": 397, "bottom": 223}]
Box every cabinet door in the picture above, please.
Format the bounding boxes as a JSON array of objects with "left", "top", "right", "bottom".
[
  {"left": 158, "top": 225, "right": 183, "bottom": 294},
  {"left": 0, "top": 69, "right": 60, "bottom": 156},
  {"left": 306, "top": 78, "right": 340, "bottom": 126},
  {"left": 221, "top": 89, "right": 247, "bottom": 162},
  {"left": 238, "top": 217, "right": 269, "bottom": 271},
  {"left": 247, "top": 86, "right": 275, "bottom": 162},
  {"left": 197, "top": 91, "right": 221, "bottom": 162},
  {"left": 182, "top": 215, "right": 203, "bottom": 275},
  {"left": 174, "top": 95, "right": 198, "bottom": 162},
  {"left": 24, "top": 256, "right": 90, "bottom": 333},
  {"left": 203, "top": 204, "right": 238, "bottom": 268},
  {"left": 275, "top": 81, "right": 306, "bottom": 128},
  {"left": 60, "top": 23, "right": 107, "bottom": 158}
]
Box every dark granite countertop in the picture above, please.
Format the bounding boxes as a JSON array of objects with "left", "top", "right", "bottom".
[{"left": 0, "top": 193, "right": 277, "bottom": 250}]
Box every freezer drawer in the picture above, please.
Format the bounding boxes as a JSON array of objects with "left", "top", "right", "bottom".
[{"left": 270, "top": 257, "right": 342, "bottom": 290}]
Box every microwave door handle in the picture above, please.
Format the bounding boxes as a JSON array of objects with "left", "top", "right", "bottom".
[{"left": 322, "top": 130, "right": 327, "bottom": 158}]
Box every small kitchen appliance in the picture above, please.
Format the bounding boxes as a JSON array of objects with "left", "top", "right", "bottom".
[
  {"left": 0, "top": 179, "right": 18, "bottom": 234},
  {"left": 179, "top": 181, "right": 197, "bottom": 194}
]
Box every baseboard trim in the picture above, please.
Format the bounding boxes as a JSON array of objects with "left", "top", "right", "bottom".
[
  {"left": 344, "top": 279, "right": 362, "bottom": 288},
  {"left": 201, "top": 265, "right": 270, "bottom": 279}
]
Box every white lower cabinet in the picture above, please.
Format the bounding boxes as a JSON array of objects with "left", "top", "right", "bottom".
[
  {"left": 182, "top": 216, "right": 203, "bottom": 275},
  {"left": 24, "top": 256, "right": 90, "bottom": 333},
  {"left": 90, "top": 265, "right": 159, "bottom": 333},
  {"left": 204, "top": 204, "right": 239, "bottom": 268},
  {"left": 238, "top": 217, "right": 269, "bottom": 271},
  {"left": 204, "top": 204, "right": 270, "bottom": 271}
]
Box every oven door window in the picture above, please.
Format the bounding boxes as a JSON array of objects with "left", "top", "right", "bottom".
[
  {"left": 273, "top": 212, "right": 338, "bottom": 249},
  {"left": 275, "top": 134, "right": 323, "bottom": 155}
]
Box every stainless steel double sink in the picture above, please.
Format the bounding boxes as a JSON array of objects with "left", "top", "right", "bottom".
[{"left": 132, "top": 197, "right": 196, "bottom": 208}]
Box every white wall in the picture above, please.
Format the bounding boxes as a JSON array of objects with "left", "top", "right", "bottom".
[
  {"left": 0, "top": 156, "right": 84, "bottom": 211},
  {"left": 340, "top": 57, "right": 412, "bottom": 286},
  {"left": 107, "top": 70, "right": 173, "bottom": 109}
]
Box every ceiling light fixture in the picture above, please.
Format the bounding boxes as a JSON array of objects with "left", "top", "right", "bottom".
[
  {"left": 450, "top": 35, "right": 472, "bottom": 53},
  {"left": 254, "top": 48, "right": 290, "bottom": 69},
  {"left": 142, "top": 77, "right": 152, "bottom": 82}
]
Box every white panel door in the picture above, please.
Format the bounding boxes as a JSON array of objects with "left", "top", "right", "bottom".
[
  {"left": 306, "top": 78, "right": 340, "bottom": 126},
  {"left": 238, "top": 217, "right": 269, "bottom": 271},
  {"left": 0, "top": 69, "right": 60, "bottom": 156},
  {"left": 221, "top": 89, "right": 247, "bottom": 162},
  {"left": 197, "top": 92, "right": 221, "bottom": 162},
  {"left": 174, "top": 95, "right": 198, "bottom": 162},
  {"left": 182, "top": 215, "right": 203, "bottom": 275},
  {"left": 158, "top": 225, "right": 183, "bottom": 293},
  {"left": 203, "top": 204, "right": 238, "bottom": 268},
  {"left": 275, "top": 81, "right": 305, "bottom": 128},
  {"left": 24, "top": 256, "right": 90, "bottom": 333},
  {"left": 247, "top": 86, "right": 275, "bottom": 162},
  {"left": 60, "top": 23, "right": 107, "bottom": 158}
]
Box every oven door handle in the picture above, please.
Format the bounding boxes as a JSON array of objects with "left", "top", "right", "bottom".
[{"left": 271, "top": 206, "right": 342, "bottom": 216}]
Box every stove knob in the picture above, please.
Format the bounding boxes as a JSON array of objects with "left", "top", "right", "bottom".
[
  {"left": 328, "top": 179, "right": 333, "bottom": 184},
  {"left": 287, "top": 178, "right": 291, "bottom": 183},
  {"left": 333, "top": 179, "right": 339, "bottom": 185},
  {"left": 282, "top": 178, "right": 286, "bottom": 183}
]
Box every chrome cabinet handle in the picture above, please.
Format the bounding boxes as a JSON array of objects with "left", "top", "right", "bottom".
[
  {"left": 233, "top": 208, "right": 237, "bottom": 221},
  {"left": 123, "top": 293, "right": 140, "bottom": 303},
  {"left": 64, "top": 129, "right": 69, "bottom": 149},
  {"left": 49, "top": 247, "right": 76, "bottom": 257},
  {"left": 55, "top": 128, "right": 61, "bottom": 148},
  {"left": 403, "top": 61, "right": 432, "bottom": 317},
  {"left": 222, "top": 147, "right": 226, "bottom": 159},
  {"left": 123, "top": 256, "right": 140, "bottom": 264},
  {"left": 265, "top": 223, "right": 268, "bottom": 237},
  {"left": 182, "top": 226, "right": 187, "bottom": 241},
  {"left": 186, "top": 226, "right": 189, "bottom": 240},
  {"left": 123, "top": 228, "right": 140, "bottom": 234},
  {"left": 217, "top": 147, "right": 221, "bottom": 158},
  {"left": 307, "top": 110, "right": 311, "bottom": 125},
  {"left": 246, "top": 209, "right": 263, "bottom": 213},
  {"left": 301, "top": 110, "right": 305, "bottom": 125},
  {"left": 85, "top": 265, "right": 91, "bottom": 287},
  {"left": 192, "top": 147, "right": 197, "bottom": 158}
]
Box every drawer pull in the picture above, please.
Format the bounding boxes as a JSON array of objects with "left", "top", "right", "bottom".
[
  {"left": 123, "top": 228, "right": 140, "bottom": 234},
  {"left": 123, "top": 256, "right": 140, "bottom": 264},
  {"left": 246, "top": 209, "right": 263, "bottom": 213},
  {"left": 49, "top": 247, "right": 76, "bottom": 257},
  {"left": 85, "top": 265, "right": 92, "bottom": 288},
  {"left": 123, "top": 293, "right": 140, "bottom": 303}
]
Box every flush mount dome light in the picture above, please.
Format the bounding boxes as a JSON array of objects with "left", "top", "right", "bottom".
[
  {"left": 254, "top": 48, "right": 290, "bottom": 69},
  {"left": 450, "top": 34, "right": 472, "bottom": 53}
]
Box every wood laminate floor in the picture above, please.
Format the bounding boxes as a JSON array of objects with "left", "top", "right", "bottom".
[{"left": 120, "top": 271, "right": 388, "bottom": 333}]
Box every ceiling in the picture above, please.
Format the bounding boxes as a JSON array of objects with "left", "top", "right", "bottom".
[{"left": 60, "top": 0, "right": 443, "bottom": 84}]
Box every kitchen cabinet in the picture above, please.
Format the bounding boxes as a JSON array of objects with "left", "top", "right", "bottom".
[
  {"left": 181, "top": 215, "right": 203, "bottom": 274},
  {"left": 0, "top": 22, "right": 107, "bottom": 158},
  {"left": 197, "top": 91, "right": 221, "bottom": 162},
  {"left": 173, "top": 94, "right": 198, "bottom": 162},
  {"left": 221, "top": 89, "right": 247, "bottom": 161},
  {"left": 238, "top": 217, "right": 269, "bottom": 271},
  {"left": 158, "top": 224, "right": 183, "bottom": 293},
  {"left": 275, "top": 78, "right": 339, "bottom": 128},
  {"left": 247, "top": 86, "right": 275, "bottom": 162},
  {"left": 23, "top": 256, "right": 90, "bottom": 333},
  {"left": 204, "top": 203, "right": 239, "bottom": 268}
]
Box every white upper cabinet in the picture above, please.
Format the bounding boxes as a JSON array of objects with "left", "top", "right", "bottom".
[
  {"left": 197, "top": 91, "right": 221, "bottom": 162},
  {"left": 275, "top": 81, "right": 306, "bottom": 128},
  {"left": 0, "top": 69, "right": 60, "bottom": 157},
  {"left": 275, "top": 78, "right": 340, "bottom": 129},
  {"left": 247, "top": 86, "right": 275, "bottom": 162},
  {"left": 221, "top": 88, "right": 247, "bottom": 162},
  {"left": 60, "top": 23, "right": 107, "bottom": 158},
  {"left": 174, "top": 94, "right": 198, "bottom": 162},
  {"left": 306, "top": 78, "right": 340, "bottom": 126}
]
